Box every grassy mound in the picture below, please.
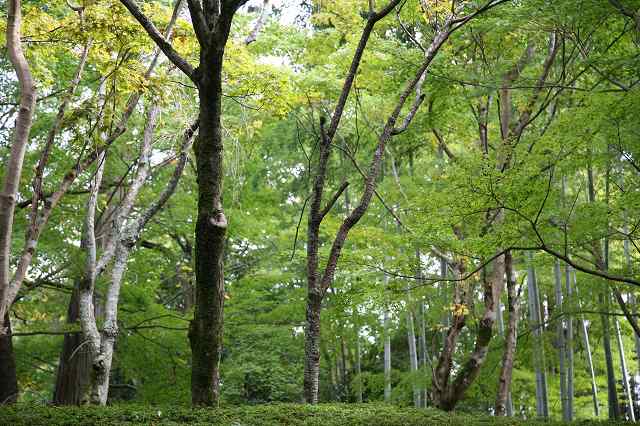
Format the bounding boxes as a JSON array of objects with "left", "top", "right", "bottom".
[{"left": 0, "top": 403, "right": 623, "bottom": 425}]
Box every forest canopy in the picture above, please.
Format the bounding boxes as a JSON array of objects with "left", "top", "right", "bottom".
[{"left": 1, "top": 0, "right": 640, "bottom": 424}]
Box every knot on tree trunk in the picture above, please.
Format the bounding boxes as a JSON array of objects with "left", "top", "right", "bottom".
[
  {"left": 208, "top": 211, "right": 227, "bottom": 230},
  {"left": 103, "top": 323, "right": 118, "bottom": 339}
]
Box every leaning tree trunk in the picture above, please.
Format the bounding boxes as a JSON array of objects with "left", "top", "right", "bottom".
[
  {"left": 0, "top": 314, "right": 18, "bottom": 404},
  {"left": 0, "top": 2, "right": 36, "bottom": 402},
  {"left": 574, "top": 275, "right": 600, "bottom": 416},
  {"left": 495, "top": 251, "right": 518, "bottom": 416},
  {"left": 615, "top": 318, "right": 635, "bottom": 421}
]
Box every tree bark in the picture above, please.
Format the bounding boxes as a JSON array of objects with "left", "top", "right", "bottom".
[
  {"left": 615, "top": 318, "right": 635, "bottom": 421},
  {"left": 526, "top": 254, "right": 549, "bottom": 419},
  {"left": 495, "top": 251, "right": 518, "bottom": 416},
  {"left": 303, "top": 292, "right": 322, "bottom": 403},
  {"left": 53, "top": 288, "right": 93, "bottom": 405},
  {"left": 574, "top": 276, "right": 600, "bottom": 417},
  {"left": 0, "top": 0, "right": 36, "bottom": 327},
  {"left": 553, "top": 259, "right": 569, "bottom": 420},
  {"left": 407, "top": 309, "right": 420, "bottom": 407},
  {"left": 355, "top": 332, "right": 363, "bottom": 403},
  {"left": 0, "top": 314, "right": 18, "bottom": 404}
]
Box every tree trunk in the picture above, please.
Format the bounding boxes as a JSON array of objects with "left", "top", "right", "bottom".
[
  {"left": 495, "top": 251, "right": 517, "bottom": 416},
  {"left": 615, "top": 318, "right": 635, "bottom": 421},
  {"left": 0, "top": 0, "right": 36, "bottom": 327},
  {"left": 527, "top": 254, "right": 549, "bottom": 419},
  {"left": 355, "top": 332, "right": 363, "bottom": 403},
  {"left": 553, "top": 260, "right": 569, "bottom": 420},
  {"left": 53, "top": 288, "right": 93, "bottom": 405},
  {"left": 601, "top": 293, "right": 621, "bottom": 420},
  {"left": 189, "top": 44, "right": 229, "bottom": 406},
  {"left": 418, "top": 300, "right": 430, "bottom": 407},
  {"left": 383, "top": 299, "right": 392, "bottom": 403},
  {"left": 303, "top": 292, "right": 322, "bottom": 404},
  {"left": 564, "top": 264, "right": 574, "bottom": 421},
  {"left": 588, "top": 162, "right": 620, "bottom": 420},
  {"left": 0, "top": 313, "right": 18, "bottom": 404},
  {"left": 575, "top": 276, "right": 600, "bottom": 416},
  {"left": 407, "top": 309, "right": 420, "bottom": 407}
]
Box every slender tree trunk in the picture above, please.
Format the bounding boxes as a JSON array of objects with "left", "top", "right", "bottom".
[
  {"left": 615, "top": 318, "right": 636, "bottom": 421},
  {"left": 588, "top": 162, "right": 620, "bottom": 420},
  {"left": 564, "top": 264, "right": 574, "bottom": 421},
  {"left": 0, "top": 314, "right": 18, "bottom": 404},
  {"left": 383, "top": 277, "right": 392, "bottom": 402},
  {"left": 575, "top": 276, "right": 600, "bottom": 416},
  {"left": 303, "top": 292, "right": 322, "bottom": 403},
  {"left": 418, "top": 300, "right": 430, "bottom": 407},
  {"left": 407, "top": 309, "right": 420, "bottom": 407},
  {"left": 527, "top": 254, "right": 549, "bottom": 419},
  {"left": 553, "top": 260, "right": 569, "bottom": 420},
  {"left": 601, "top": 293, "right": 621, "bottom": 420},
  {"left": 355, "top": 332, "right": 363, "bottom": 403},
  {"left": 495, "top": 251, "right": 517, "bottom": 416}
]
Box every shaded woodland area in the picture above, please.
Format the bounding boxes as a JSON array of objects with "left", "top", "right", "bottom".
[{"left": 2, "top": 0, "right": 640, "bottom": 423}]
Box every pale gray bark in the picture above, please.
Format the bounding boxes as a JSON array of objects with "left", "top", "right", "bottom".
[
  {"left": 564, "top": 264, "right": 574, "bottom": 421},
  {"left": 77, "top": 111, "right": 197, "bottom": 404},
  {"left": 244, "top": 0, "right": 270, "bottom": 45},
  {"left": 78, "top": 152, "right": 107, "bottom": 404},
  {"left": 527, "top": 254, "right": 548, "bottom": 419},
  {"left": 383, "top": 274, "right": 391, "bottom": 403},
  {"left": 355, "top": 331, "right": 363, "bottom": 403},
  {"left": 553, "top": 260, "right": 569, "bottom": 421},
  {"left": 406, "top": 308, "right": 420, "bottom": 407},
  {"left": 0, "top": 0, "right": 37, "bottom": 327},
  {"left": 574, "top": 276, "right": 600, "bottom": 417},
  {"left": 615, "top": 318, "right": 636, "bottom": 421}
]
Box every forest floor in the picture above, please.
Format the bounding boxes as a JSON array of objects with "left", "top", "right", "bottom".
[{"left": 0, "top": 403, "right": 625, "bottom": 425}]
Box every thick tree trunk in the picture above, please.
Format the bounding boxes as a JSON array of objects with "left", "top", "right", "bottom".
[
  {"left": 303, "top": 292, "right": 322, "bottom": 404},
  {"left": 0, "top": 314, "right": 18, "bottom": 404},
  {"left": 53, "top": 288, "right": 92, "bottom": 405},
  {"left": 189, "top": 45, "right": 228, "bottom": 406},
  {"left": 495, "top": 251, "right": 517, "bottom": 416}
]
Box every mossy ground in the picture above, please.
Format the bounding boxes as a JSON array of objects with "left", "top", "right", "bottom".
[{"left": 0, "top": 403, "right": 627, "bottom": 425}]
